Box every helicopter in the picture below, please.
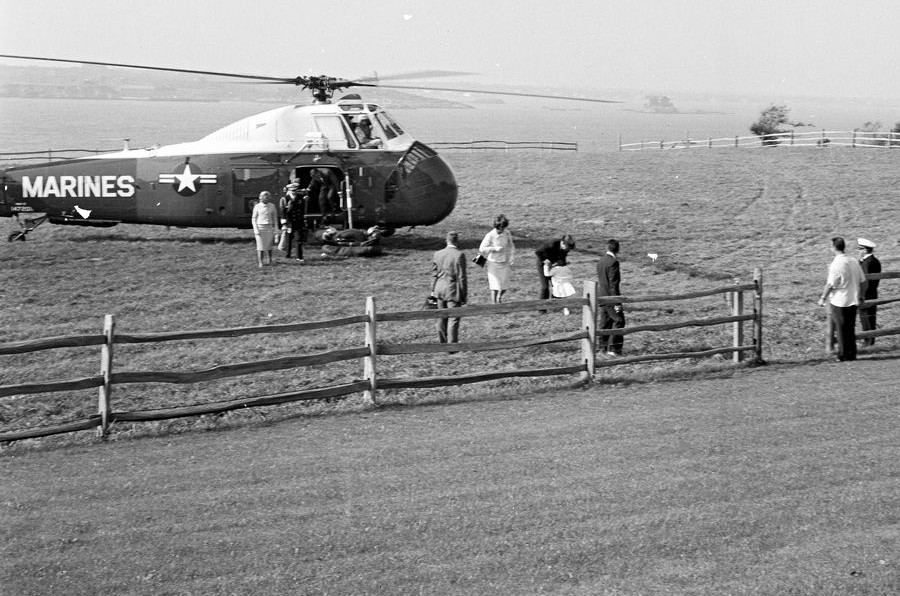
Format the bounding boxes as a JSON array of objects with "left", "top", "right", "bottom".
[{"left": 0, "top": 55, "right": 620, "bottom": 242}]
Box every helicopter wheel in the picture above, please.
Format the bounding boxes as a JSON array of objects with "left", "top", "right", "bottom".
[{"left": 8, "top": 231, "right": 27, "bottom": 242}]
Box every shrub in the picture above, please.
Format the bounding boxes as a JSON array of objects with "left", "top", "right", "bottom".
[{"left": 750, "top": 105, "right": 794, "bottom": 146}]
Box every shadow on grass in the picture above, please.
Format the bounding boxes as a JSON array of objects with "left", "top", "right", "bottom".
[{"left": 68, "top": 233, "right": 252, "bottom": 245}]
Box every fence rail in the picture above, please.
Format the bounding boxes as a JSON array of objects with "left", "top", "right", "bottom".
[
  {"left": 428, "top": 140, "right": 578, "bottom": 152},
  {"left": 826, "top": 271, "right": 900, "bottom": 350},
  {"left": 620, "top": 130, "right": 900, "bottom": 151},
  {"left": 1, "top": 274, "right": 766, "bottom": 443}
]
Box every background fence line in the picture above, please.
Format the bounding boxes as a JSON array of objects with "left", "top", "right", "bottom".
[
  {"left": 428, "top": 140, "right": 578, "bottom": 152},
  {"left": 620, "top": 130, "right": 900, "bottom": 151},
  {"left": 1, "top": 274, "right": 768, "bottom": 442}
]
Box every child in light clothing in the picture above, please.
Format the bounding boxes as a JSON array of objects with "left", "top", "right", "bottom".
[{"left": 543, "top": 259, "right": 576, "bottom": 314}]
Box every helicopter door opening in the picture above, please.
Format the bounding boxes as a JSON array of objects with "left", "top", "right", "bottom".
[{"left": 290, "top": 166, "right": 353, "bottom": 229}]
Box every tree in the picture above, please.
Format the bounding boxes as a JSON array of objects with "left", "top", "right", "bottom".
[{"left": 750, "top": 104, "right": 791, "bottom": 146}]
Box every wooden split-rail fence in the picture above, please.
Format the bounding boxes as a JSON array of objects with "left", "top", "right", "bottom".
[
  {"left": 620, "top": 130, "right": 900, "bottom": 151},
  {"left": 428, "top": 140, "right": 578, "bottom": 152},
  {"left": 1, "top": 272, "right": 766, "bottom": 442},
  {"left": 825, "top": 271, "right": 900, "bottom": 351}
]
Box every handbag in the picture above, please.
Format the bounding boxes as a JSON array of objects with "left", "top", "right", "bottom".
[
  {"left": 473, "top": 253, "right": 487, "bottom": 267},
  {"left": 423, "top": 295, "right": 439, "bottom": 309}
]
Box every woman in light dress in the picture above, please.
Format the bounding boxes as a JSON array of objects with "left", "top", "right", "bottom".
[
  {"left": 478, "top": 214, "right": 516, "bottom": 303},
  {"left": 543, "top": 259, "right": 576, "bottom": 315},
  {"left": 251, "top": 191, "right": 279, "bottom": 267}
]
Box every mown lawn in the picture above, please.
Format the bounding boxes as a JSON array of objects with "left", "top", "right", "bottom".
[{"left": 2, "top": 358, "right": 899, "bottom": 595}]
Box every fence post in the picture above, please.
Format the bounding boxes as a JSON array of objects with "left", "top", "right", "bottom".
[
  {"left": 581, "top": 281, "right": 597, "bottom": 383},
  {"left": 97, "top": 314, "right": 114, "bottom": 437},
  {"left": 732, "top": 278, "right": 744, "bottom": 363},
  {"left": 753, "top": 268, "right": 764, "bottom": 364},
  {"left": 363, "top": 297, "right": 378, "bottom": 405},
  {"left": 735, "top": 135, "right": 739, "bottom": 148}
]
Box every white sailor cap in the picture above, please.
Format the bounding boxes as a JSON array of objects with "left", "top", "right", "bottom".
[{"left": 857, "top": 237, "right": 877, "bottom": 249}]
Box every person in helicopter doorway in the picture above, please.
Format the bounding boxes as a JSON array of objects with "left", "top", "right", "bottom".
[
  {"left": 307, "top": 168, "right": 341, "bottom": 222},
  {"left": 279, "top": 182, "right": 308, "bottom": 262},
  {"left": 354, "top": 116, "right": 383, "bottom": 149}
]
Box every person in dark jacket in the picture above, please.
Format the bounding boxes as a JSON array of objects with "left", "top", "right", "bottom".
[
  {"left": 535, "top": 234, "right": 575, "bottom": 300},
  {"left": 431, "top": 231, "right": 468, "bottom": 344},
  {"left": 597, "top": 239, "right": 625, "bottom": 356},
  {"left": 279, "top": 183, "right": 307, "bottom": 261},
  {"left": 857, "top": 237, "right": 881, "bottom": 346}
]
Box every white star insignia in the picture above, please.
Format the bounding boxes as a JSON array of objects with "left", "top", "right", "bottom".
[{"left": 173, "top": 164, "right": 201, "bottom": 193}]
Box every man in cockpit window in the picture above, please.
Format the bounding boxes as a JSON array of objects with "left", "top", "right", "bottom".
[{"left": 354, "top": 116, "right": 383, "bottom": 149}]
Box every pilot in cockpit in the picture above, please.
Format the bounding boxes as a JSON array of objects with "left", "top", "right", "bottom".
[{"left": 353, "top": 116, "right": 383, "bottom": 149}]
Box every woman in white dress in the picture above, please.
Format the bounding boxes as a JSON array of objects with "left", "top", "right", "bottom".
[
  {"left": 478, "top": 214, "right": 516, "bottom": 303},
  {"left": 251, "top": 191, "right": 279, "bottom": 267}
]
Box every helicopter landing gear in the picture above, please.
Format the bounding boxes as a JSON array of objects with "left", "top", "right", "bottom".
[{"left": 8, "top": 214, "right": 49, "bottom": 242}]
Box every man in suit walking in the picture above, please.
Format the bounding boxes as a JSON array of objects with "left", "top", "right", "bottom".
[
  {"left": 431, "top": 231, "right": 468, "bottom": 344},
  {"left": 597, "top": 239, "right": 626, "bottom": 356},
  {"left": 857, "top": 237, "right": 881, "bottom": 346}
]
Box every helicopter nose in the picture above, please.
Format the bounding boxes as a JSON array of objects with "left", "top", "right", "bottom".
[{"left": 396, "top": 147, "right": 457, "bottom": 226}]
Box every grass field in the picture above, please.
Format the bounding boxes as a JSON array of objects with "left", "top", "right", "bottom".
[{"left": 2, "top": 147, "right": 900, "bottom": 593}]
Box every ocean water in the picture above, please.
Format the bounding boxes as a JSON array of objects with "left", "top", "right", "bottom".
[{"left": 1, "top": 95, "right": 898, "bottom": 155}]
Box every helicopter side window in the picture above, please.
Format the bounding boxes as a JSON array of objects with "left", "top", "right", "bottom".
[{"left": 313, "top": 116, "right": 353, "bottom": 150}]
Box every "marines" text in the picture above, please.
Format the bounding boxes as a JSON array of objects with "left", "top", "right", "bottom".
[{"left": 23, "top": 175, "right": 136, "bottom": 198}]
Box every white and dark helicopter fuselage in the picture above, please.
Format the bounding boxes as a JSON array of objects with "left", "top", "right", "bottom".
[{"left": 1, "top": 99, "right": 458, "bottom": 236}]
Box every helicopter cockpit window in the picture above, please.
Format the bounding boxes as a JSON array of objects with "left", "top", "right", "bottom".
[
  {"left": 373, "top": 112, "right": 404, "bottom": 139},
  {"left": 313, "top": 116, "right": 353, "bottom": 150}
]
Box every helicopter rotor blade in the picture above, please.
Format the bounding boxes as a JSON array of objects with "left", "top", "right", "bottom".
[
  {"left": 372, "top": 84, "right": 622, "bottom": 104},
  {"left": 0, "top": 54, "right": 296, "bottom": 83},
  {"left": 355, "top": 70, "right": 477, "bottom": 83},
  {"left": 0, "top": 55, "right": 621, "bottom": 103}
]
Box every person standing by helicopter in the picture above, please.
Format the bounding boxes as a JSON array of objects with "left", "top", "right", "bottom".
[
  {"left": 279, "top": 183, "right": 307, "bottom": 262},
  {"left": 478, "top": 214, "right": 515, "bottom": 303},
  {"left": 251, "top": 191, "right": 279, "bottom": 267}
]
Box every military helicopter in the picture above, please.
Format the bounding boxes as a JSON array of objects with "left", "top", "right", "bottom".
[{"left": 0, "top": 55, "right": 619, "bottom": 242}]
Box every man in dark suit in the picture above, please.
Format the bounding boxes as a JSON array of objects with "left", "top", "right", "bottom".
[
  {"left": 597, "top": 239, "right": 625, "bottom": 356},
  {"left": 431, "top": 231, "right": 468, "bottom": 344},
  {"left": 535, "top": 234, "right": 576, "bottom": 300},
  {"left": 857, "top": 237, "right": 881, "bottom": 346}
]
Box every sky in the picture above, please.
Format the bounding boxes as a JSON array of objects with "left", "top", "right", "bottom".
[{"left": 3, "top": 0, "right": 900, "bottom": 101}]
